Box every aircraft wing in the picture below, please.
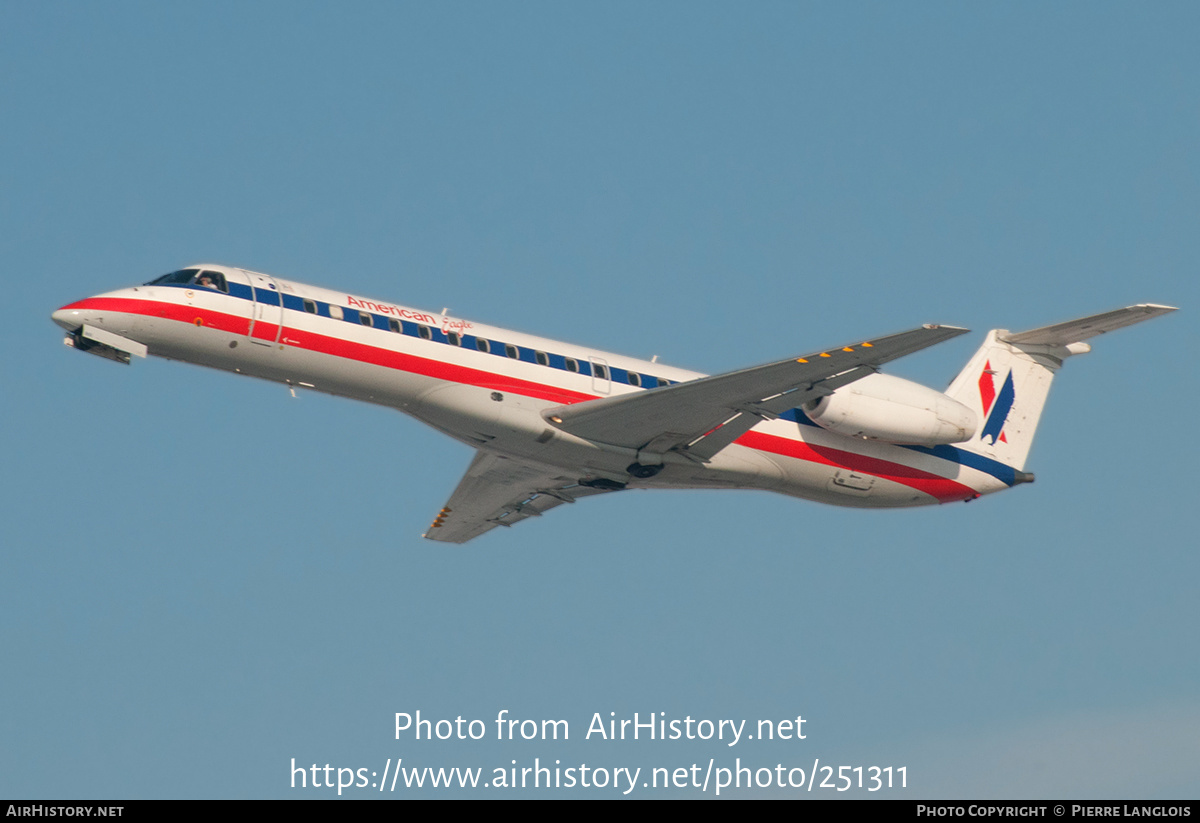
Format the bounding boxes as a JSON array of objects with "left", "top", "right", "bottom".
[
  {"left": 544, "top": 324, "right": 969, "bottom": 461},
  {"left": 423, "top": 451, "right": 621, "bottom": 544}
]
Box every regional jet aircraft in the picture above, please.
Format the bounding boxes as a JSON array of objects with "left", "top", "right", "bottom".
[{"left": 52, "top": 266, "right": 1175, "bottom": 543}]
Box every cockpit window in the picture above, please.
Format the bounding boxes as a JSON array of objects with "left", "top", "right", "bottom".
[
  {"left": 145, "top": 268, "right": 228, "bottom": 293},
  {"left": 196, "top": 270, "right": 228, "bottom": 293},
  {"left": 147, "top": 269, "right": 200, "bottom": 286}
]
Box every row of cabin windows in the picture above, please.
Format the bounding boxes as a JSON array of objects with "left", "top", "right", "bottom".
[
  {"left": 299, "top": 295, "right": 673, "bottom": 388},
  {"left": 147, "top": 278, "right": 672, "bottom": 389}
]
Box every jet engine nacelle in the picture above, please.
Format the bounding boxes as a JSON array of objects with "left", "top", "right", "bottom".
[{"left": 804, "top": 373, "right": 978, "bottom": 446}]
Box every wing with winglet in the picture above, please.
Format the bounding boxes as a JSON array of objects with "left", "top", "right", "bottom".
[
  {"left": 543, "top": 324, "right": 970, "bottom": 462},
  {"left": 422, "top": 451, "right": 622, "bottom": 544}
]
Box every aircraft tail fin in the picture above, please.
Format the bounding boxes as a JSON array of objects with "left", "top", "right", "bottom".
[{"left": 944, "top": 304, "right": 1176, "bottom": 471}]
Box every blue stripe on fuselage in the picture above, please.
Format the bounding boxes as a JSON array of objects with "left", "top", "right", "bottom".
[
  {"left": 778, "top": 408, "right": 1017, "bottom": 486},
  {"left": 900, "top": 444, "right": 1017, "bottom": 486}
]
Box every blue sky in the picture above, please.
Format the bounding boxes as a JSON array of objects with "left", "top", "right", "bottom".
[{"left": 2, "top": 1, "right": 1196, "bottom": 798}]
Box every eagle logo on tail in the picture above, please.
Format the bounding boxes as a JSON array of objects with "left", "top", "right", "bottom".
[{"left": 978, "top": 361, "right": 1015, "bottom": 445}]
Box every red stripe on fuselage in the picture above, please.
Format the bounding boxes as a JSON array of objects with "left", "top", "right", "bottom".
[
  {"left": 281, "top": 326, "right": 595, "bottom": 405},
  {"left": 66, "top": 295, "right": 978, "bottom": 501},
  {"left": 61, "top": 297, "right": 252, "bottom": 335},
  {"left": 63, "top": 296, "right": 594, "bottom": 404},
  {"left": 737, "top": 431, "right": 977, "bottom": 502}
]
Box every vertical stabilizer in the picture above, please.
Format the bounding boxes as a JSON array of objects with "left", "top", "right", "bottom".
[{"left": 944, "top": 304, "right": 1175, "bottom": 472}]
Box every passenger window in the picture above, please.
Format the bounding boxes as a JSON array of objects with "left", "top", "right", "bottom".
[
  {"left": 628, "top": 372, "right": 641, "bottom": 387},
  {"left": 657, "top": 377, "right": 669, "bottom": 387},
  {"left": 388, "top": 318, "right": 401, "bottom": 333},
  {"left": 419, "top": 325, "right": 432, "bottom": 340},
  {"left": 535, "top": 351, "right": 548, "bottom": 366},
  {"left": 329, "top": 305, "right": 344, "bottom": 321},
  {"left": 565, "top": 358, "right": 578, "bottom": 373},
  {"left": 505, "top": 344, "right": 518, "bottom": 359},
  {"left": 476, "top": 338, "right": 490, "bottom": 353},
  {"left": 594, "top": 364, "right": 608, "bottom": 380},
  {"left": 359, "top": 312, "right": 373, "bottom": 327},
  {"left": 303, "top": 299, "right": 317, "bottom": 314},
  {"left": 447, "top": 332, "right": 461, "bottom": 346}
]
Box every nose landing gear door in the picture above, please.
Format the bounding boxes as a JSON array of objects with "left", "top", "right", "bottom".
[{"left": 244, "top": 270, "right": 284, "bottom": 346}]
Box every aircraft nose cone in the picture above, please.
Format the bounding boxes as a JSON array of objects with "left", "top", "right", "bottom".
[{"left": 52, "top": 305, "right": 82, "bottom": 331}]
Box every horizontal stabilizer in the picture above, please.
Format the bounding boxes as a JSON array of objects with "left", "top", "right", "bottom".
[{"left": 1001, "top": 304, "right": 1176, "bottom": 347}]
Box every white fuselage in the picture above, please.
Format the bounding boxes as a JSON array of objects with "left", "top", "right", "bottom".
[{"left": 52, "top": 264, "right": 1018, "bottom": 509}]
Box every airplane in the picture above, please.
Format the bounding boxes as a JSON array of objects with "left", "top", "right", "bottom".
[{"left": 51, "top": 265, "right": 1175, "bottom": 543}]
